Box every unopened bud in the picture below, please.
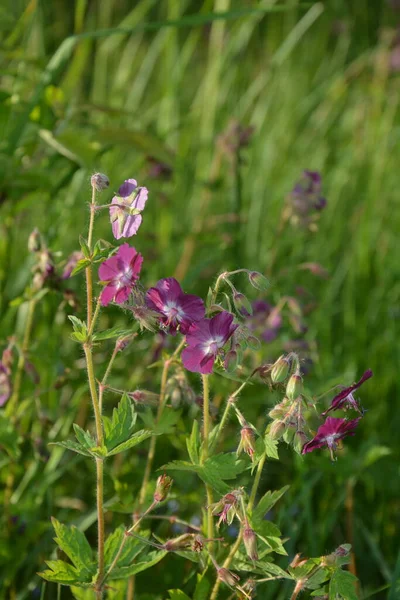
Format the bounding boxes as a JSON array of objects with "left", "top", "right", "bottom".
[
  {"left": 293, "top": 430, "right": 308, "bottom": 454},
  {"left": 269, "top": 420, "right": 286, "bottom": 440},
  {"left": 164, "top": 533, "right": 193, "bottom": 551},
  {"left": 286, "top": 374, "right": 303, "bottom": 400},
  {"left": 129, "top": 389, "right": 160, "bottom": 406},
  {"left": 246, "top": 335, "right": 260, "bottom": 351},
  {"left": 233, "top": 292, "right": 253, "bottom": 317},
  {"left": 269, "top": 397, "right": 291, "bottom": 419},
  {"left": 243, "top": 525, "right": 258, "bottom": 561},
  {"left": 154, "top": 474, "right": 173, "bottom": 503},
  {"left": 248, "top": 271, "right": 270, "bottom": 291},
  {"left": 116, "top": 334, "right": 135, "bottom": 352},
  {"left": 271, "top": 355, "right": 290, "bottom": 383},
  {"left": 91, "top": 172, "right": 109, "bottom": 191},
  {"left": 218, "top": 567, "right": 240, "bottom": 587},
  {"left": 224, "top": 350, "right": 238, "bottom": 372},
  {"left": 238, "top": 427, "right": 256, "bottom": 460},
  {"left": 28, "top": 228, "right": 42, "bottom": 253}
]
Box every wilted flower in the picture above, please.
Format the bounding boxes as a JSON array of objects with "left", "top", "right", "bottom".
[
  {"left": 210, "top": 489, "right": 243, "bottom": 527},
  {"left": 322, "top": 369, "right": 373, "bottom": 416},
  {"left": 0, "top": 363, "right": 12, "bottom": 406},
  {"left": 110, "top": 179, "right": 148, "bottom": 239},
  {"left": 62, "top": 251, "right": 84, "bottom": 279},
  {"left": 237, "top": 426, "right": 257, "bottom": 460},
  {"left": 98, "top": 243, "right": 143, "bottom": 306},
  {"left": 146, "top": 277, "right": 205, "bottom": 335},
  {"left": 218, "top": 567, "right": 240, "bottom": 588},
  {"left": 182, "top": 312, "right": 238, "bottom": 374},
  {"left": 302, "top": 416, "right": 361, "bottom": 459}
]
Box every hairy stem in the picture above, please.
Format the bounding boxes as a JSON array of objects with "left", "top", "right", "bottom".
[{"left": 201, "top": 374, "right": 214, "bottom": 553}]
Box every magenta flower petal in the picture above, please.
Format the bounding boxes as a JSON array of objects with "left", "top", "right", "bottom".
[
  {"left": 98, "top": 244, "right": 142, "bottom": 306},
  {"left": 110, "top": 178, "right": 148, "bottom": 239},
  {"left": 145, "top": 277, "right": 205, "bottom": 335},
  {"left": 182, "top": 311, "right": 237, "bottom": 374},
  {"left": 302, "top": 416, "right": 361, "bottom": 458},
  {"left": 182, "top": 346, "right": 215, "bottom": 374},
  {"left": 322, "top": 369, "right": 373, "bottom": 416},
  {"left": 0, "top": 363, "right": 12, "bottom": 407}
]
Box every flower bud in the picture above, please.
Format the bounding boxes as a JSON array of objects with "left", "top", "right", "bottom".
[
  {"left": 269, "top": 420, "right": 286, "bottom": 440},
  {"left": 293, "top": 430, "right": 308, "bottom": 454},
  {"left": 129, "top": 390, "right": 159, "bottom": 406},
  {"left": 164, "top": 533, "right": 193, "bottom": 551},
  {"left": 238, "top": 427, "right": 256, "bottom": 460},
  {"left": 116, "top": 334, "right": 136, "bottom": 352},
  {"left": 243, "top": 525, "right": 258, "bottom": 561},
  {"left": 271, "top": 355, "right": 290, "bottom": 383},
  {"left": 248, "top": 271, "right": 270, "bottom": 291},
  {"left": 224, "top": 350, "right": 238, "bottom": 372},
  {"left": 154, "top": 474, "right": 173, "bottom": 503},
  {"left": 91, "top": 172, "right": 109, "bottom": 191},
  {"left": 28, "top": 228, "right": 42, "bottom": 253},
  {"left": 233, "top": 292, "right": 253, "bottom": 317},
  {"left": 268, "top": 397, "right": 291, "bottom": 419},
  {"left": 286, "top": 374, "right": 303, "bottom": 400},
  {"left": 218, "top": 567, "right": 240, "bottom": 587}
]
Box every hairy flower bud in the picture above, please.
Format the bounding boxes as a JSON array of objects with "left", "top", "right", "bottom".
[
  {"left": 218, "top": 567, "right": 240, "bottom": 587},
  {"left": 269, "top": 420, "right": 286, "bottom": 440},
  {"left": 269, "top": 397, "right": 291, "bottom": 419},
  {"left": 224, "top": 349, "right": 238, "bottom": 372},
  {"left": 154, "top": 474, "right": 173, "bottom": 503},
  {"left": 248, "top": 271, "right": 270, "bottom": 291},
  {"left": 243, "top": 525, "right": 258, "bottom": 561},
  {"left": 129, "top": 389, "right": 160, "bottom": 406},
  {"left": 237, "top": 427, "right": 256, "bottom": 460},
  {"left": 91, "top": 172, "right": 110, "bottom": 191},
  {"left": 233, "top": 292, "right": 253, "bottom": 317},
  {"left": 271, "top": 355, "right": 290, "bottom": 383},
  {"left": 286, "top": 374, "right": 303, "bottom": 400},
  {"left": 293, "top": 430, "right": 308, "bottom": 454}
]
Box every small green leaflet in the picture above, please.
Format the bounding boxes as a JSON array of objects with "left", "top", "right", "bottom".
[
  {"left": 51, "top": 518, "right": 95, "bottom": 575},
  {"left": 39, "top": 560, "right": 92, "bottom": 586},
  {"left": 193, "top": 573, "right": 211, "bottom": 600},
  {"left": 252, "top": 485, "right": 289, "bottom": 521},
  {"left": 104, "top": 526, "right": 146, "bottom": 571},
  {"left": 168, "top": 591, "right": 191, "bottom": 600},
  {"left": 109, "top": 550, "right": 167, "bottom": 579},
  {"left": 329, "top": 569, "right": 358, "bottom": 600},
  {"left": 140, "top": 406, "right": 181, "bottom": 435},
  {"left": 186, "top": 419, "right": 200, "bottom": 464},
  {"left": 107, "top": 430, "right": 152, "bottom": 456},
  {"left": 103, "top": 394, "right": 137, "bottom": 451}
]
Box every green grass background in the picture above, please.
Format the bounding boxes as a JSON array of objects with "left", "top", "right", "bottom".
[{"left": 0, "top": 0, "right": 399, "bottom": 598}]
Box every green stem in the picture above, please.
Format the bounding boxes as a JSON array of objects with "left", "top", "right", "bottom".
[
  {"left": 201, "top": 374, "right": 214, "bottom": 553},
  {"left": 6, "top": 298, "right": 36, "bottom": 418},
  {"left": 248, "top": 454, "right": 266, "bottom": 511},
  {"left": 209, "top": 379, "right": 249, "bottom": 453}
]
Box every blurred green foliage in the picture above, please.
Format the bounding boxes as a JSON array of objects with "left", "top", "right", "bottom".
[{"left": 0, "top": 0, "right": 399, "bottom": 598}]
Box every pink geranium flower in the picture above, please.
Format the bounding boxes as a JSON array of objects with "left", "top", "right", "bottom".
[
  {"left": 182, "top": 312, "right": 238, "bottom": 374},
  {"left": 145, "top": 277, "right": 205, "bottom": 335},
  {"left": 110, "top": 179, "right": 148, "bottom": 239},
  {"left": 98, "top": 243, "right": 143, "bottom": 306},
  {"left": 302, "top": 416, "right": 361, "bottom": 460}
]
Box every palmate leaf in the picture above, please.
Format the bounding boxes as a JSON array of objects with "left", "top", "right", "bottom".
[
  {"left": 140, "top": 407, "right": 182, "bottom": 435},
  {"left": 103, "top": 394, "right": 137, "bottom": 451},
  {"left": 104, "top": 526, "right": 147, "bottom": 570},
  {"left": 38, "top": 560, "right": 93, "bottom": 587},
  {"left": 51, "top": 518, "right": 95, "bottom": 575},
  {"left": 109, "top": 550, "right": 167, "bottom": 580},
  {"left": 329, "top": 569, "right": 358, "bottom": 600},
  {"left": 252, "top": 485, "right": 290, "bottom": 521}
]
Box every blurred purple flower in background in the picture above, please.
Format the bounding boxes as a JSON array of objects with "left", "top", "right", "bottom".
[
  {"left": 146, "top": 277, "right": 205, "bottom": 335},
  {"left": 99, "top": 243, "right": 143, "bottom": 306},
  {"left": 0, "top": 363, "right": 12, "bottom": 406},
  {"left": 182, "top": 312, "right": 238, "bottom": 374},
  {"left": 110, "top": 178, "right": 148, "bottom": 239},
  {"left": 286, "top": 170, "right": 327, "bottom": 228},
  {"left": 247, "top": 300, "right": 282, "bottom": 343}
]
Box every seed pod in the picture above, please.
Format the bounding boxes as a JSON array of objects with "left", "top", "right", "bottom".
[
  {"left": 218, "top": 567, "right": 240, "bottom": 587},
  {"left": 271, "top": 356, "right": 290, "bottom": 383},
  {"left": 286, "top": 374, "right": 303, "bottom": 400}
]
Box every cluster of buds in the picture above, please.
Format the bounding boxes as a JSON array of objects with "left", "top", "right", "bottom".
[
  {"left": 28, "top": 229, "right": 56, "bottom": 291},
  {"left": 268, "top": 354, "right": 308, "bottom": 452}
]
